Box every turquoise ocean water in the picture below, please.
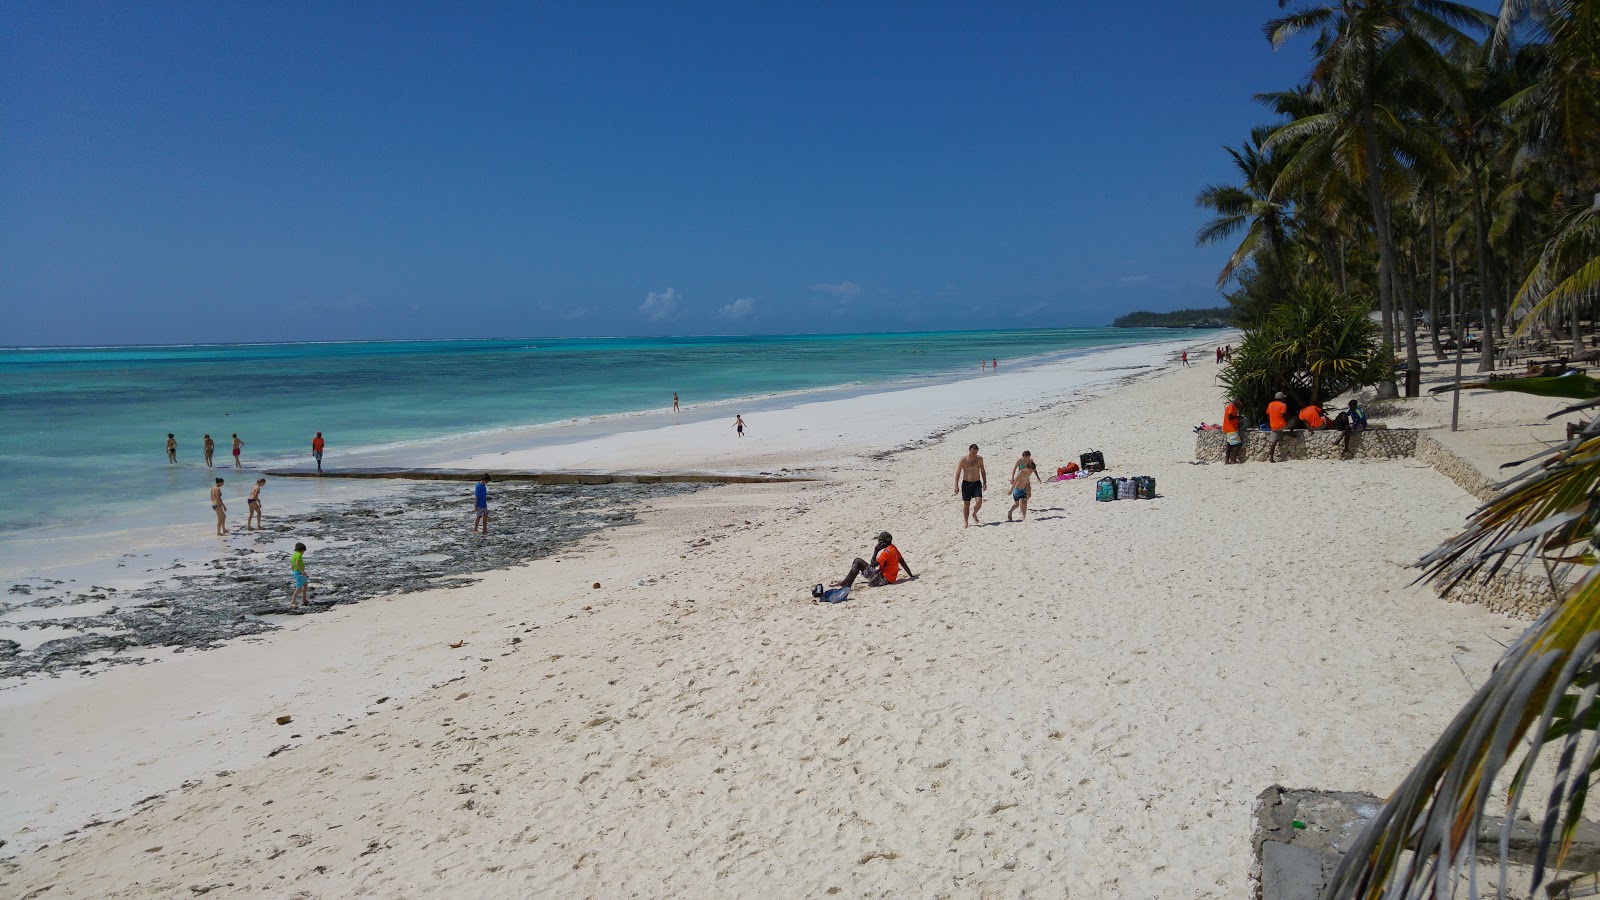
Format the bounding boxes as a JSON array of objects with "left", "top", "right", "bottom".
[{"left": 0, "top": 328, "right": 1175, "bottom": 537}]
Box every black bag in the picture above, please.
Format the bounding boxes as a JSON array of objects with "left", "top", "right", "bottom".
[{"left": 1080, "top": 450, "right": 1106, "bottom": 473}]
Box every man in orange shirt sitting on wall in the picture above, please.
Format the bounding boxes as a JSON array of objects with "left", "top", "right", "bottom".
[
  {"left": 835, "top": 531, "right": 917, "bottom": 588},
  {"left": 1222, "top": 399, "right": 1244, "bottom": 464},
  {"left": 1266, "top": 392, "right": 1291, "bottom": 464}
]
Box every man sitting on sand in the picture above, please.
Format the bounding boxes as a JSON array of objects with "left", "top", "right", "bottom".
[
  {"left": 835, "top": 532, "right": 916, "bottom": 588},
  {"left": 1008, "top": 451, "right": 1042, "bottom": 522},
  {"left": 954, "top": 444, "right": 987, "bottom": 527}
]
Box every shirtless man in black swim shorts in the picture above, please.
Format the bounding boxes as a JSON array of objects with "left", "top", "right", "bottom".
[{"left": 954, "top": 444, "right": 987, "bottom": 528}]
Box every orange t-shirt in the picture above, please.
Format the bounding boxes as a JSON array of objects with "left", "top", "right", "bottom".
[
  {"left": 312, "top": 437, "right": 325, "bottom": 452},
  {"left": 1300, "top": 406, "right": 1326, "bottom": 429},
  {"left": 876, "top": 545, "right": 902, "bottom": 584},
  {"left": 1222, "top": 402, "right": 1241, "bottom": 432},
  {"left": 1266, "top": 400, "right": 1289, "bottom": 430}
]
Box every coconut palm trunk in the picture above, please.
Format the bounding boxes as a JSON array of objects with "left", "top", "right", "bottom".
[
  {"left": 1429, "top": 191, "right": 1446, "bottom": 359},
  {"left": 1472, "top": 160, "right": 1499, "bottom": 372},
  {"left": 1361, "top": 78, "right": 1404, "bottom": 356}
]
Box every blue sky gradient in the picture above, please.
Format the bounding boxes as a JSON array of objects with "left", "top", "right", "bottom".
[{"left": 3, "top": 3, "right": 1317, "bottom": 344}]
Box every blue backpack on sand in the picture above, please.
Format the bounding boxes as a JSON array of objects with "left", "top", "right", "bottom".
[
  {"left": 812, "top": 584, "right": 851, "bottom": 604},
  {"left": 1096, "top": 477, "right": 1116, "bottom": 502}
]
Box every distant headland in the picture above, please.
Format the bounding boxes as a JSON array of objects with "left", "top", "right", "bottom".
[{"left": 1111, "top": 307, "right": 1234, "bottom": 329}]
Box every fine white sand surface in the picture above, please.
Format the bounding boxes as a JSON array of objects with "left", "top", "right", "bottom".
[{"left": 2, "top": 338, "right": 1530, "bottom": 897}]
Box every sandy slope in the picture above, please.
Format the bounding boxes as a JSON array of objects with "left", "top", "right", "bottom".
[{"left": 2, "top": 344, "right": 1525, "bottom": 897}]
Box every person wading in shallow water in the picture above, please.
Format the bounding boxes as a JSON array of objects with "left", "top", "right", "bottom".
[
  {"left": 203, "top": 434, "right": 215, "bottom": 467},
  {"left": 311, "top": 432, "right": 325, "bottom": 474},
  {"left": 954, "top": 444, "right": 987, "bottom": 528},
  {"left": 231, "top": 433, "right": 244, "bottom": 469},
  {"left": 166, "top": 434, "right": 178, "bottom": 464}
]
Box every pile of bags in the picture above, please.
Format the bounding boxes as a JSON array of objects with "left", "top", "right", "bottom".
[{"left": 1095, "top": 475, "right": 1156, "bottom": 501}]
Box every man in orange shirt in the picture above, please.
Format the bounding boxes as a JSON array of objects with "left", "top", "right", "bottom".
[
  {"left": 1222, "top": 400, "right": 1243, "bottom": 464},
  {"left": 1266, "top": 392, "right": 1290, "bottom": 463},
  {"left": 836, "top": 531, "right": 917, "bottom": 588},
  {"left": 311, "top": 431, "right": 326, "bottom": 475},
  {"left": 1299, "top": 404, "right": 1330, "bottom": 431}
]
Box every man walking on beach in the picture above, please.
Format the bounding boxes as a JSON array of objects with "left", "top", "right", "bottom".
[
  {"left": 734, "top": 415, "right": 746, "bottom": 437},
  {"left": 203, "top": 434, "right": 214, "bottom": 467},
  {"left": 1180, "top": 351, "right": 1190, "bottom": 367},
  {"left": 166, "top": 434, "right": 178, "bottom": 464},
  {"left": 1008, "top": 452, "right": 1042, "bottom": 522},
  {"left": 210, "top": 478, "right": 227, "bottom": 535},
  {"left": 955, "top": 444, "right": 987, "bottom": 527},
  {"left": 1266, "top": 392, "right": 1290, "bottom": 463},
  {"left": 473, "top": 474, "right": 490, "bottom": 534},
  {"left": 311, "top": 432, "right": 325, "bottom": 474},
  {"left": 231, "top": 434, "right": 243, "bottom": 469}
]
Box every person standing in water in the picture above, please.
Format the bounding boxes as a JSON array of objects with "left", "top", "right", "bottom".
[
  {"left": 246, "top": 478, "right": 266, "bottom": 530},
  {"left": 954, "top": 444, "right": 987, "bottom": 527},
  {"left": 231, "top": 433, "right": 244, "bottom": 469},
  {"left": 473, "top": 474, "right": 491, "bottom": 534},
  {"left": 673, "top": 393, "right": 680, "bottom": 413},
  {"left": 734, "top": 415, "right": 745, "bottom": 437},
  {"left": 203, "top": 434, "right": 215, "bottom": 467},
  {"left": 210, "top": 478, "right": 228, "bottom": 535},
  {"left": 992, "top": 358, "right": 997, "bottom": 371},
  {"left": 166, "top": 434, "right": 178, "bottom": 464},
  {"left": 311, "top": 432, "right": 325, "bottom": 474}
]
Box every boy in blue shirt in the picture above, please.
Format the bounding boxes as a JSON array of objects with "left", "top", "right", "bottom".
[{"left": 473, "top": 474, "right": 490, "bottom": 534}]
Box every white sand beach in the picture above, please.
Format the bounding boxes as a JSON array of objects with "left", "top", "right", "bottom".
[{"left": 1, "top": 339, "right": 1554, "bottom": 897}]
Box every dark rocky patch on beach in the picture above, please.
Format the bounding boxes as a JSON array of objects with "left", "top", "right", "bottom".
[{"left": 0, "top": 482, "right": 694, "bottom": 679}]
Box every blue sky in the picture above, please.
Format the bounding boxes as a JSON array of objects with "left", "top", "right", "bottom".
[{"left": 2, "top": 3, "right": 1317, "bottom": 344}]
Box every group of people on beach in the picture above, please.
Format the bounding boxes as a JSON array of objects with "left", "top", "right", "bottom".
[
  {"left": 815, "top": 442, "right": 1042, "bottom": 603},
  {"left": 168, "top": 431, "right": 326, "bottom": 473},
  {"left": 174, "top": 431, "right": 328, "bottom": 609},
  {"left": 955, "top": 444, "right": 1043, "bottom": 526},
  {"left": 168, "top": 433, "right": 246, "bottom": 468},
  {"left": 1219, "top": 395, "right": 1368, "bottom": 463}
]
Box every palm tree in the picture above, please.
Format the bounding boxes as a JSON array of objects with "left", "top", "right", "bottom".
[
  {"left": 1266, "top": 0, "right": 1494, "bottom": 358},
  {"left": 1195, "top": 127, "right": 1295, "bottom": 288}
]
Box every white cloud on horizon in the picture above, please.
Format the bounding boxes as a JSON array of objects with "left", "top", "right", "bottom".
[
  {"left": 809, "top": 280, "right": 861, "bottom": 298},
  {"left": 718, "top": 297, "right": 758, "bottom": 320},
  {"left": 638, "top": 287, "right": 683, "bottom": 321}
]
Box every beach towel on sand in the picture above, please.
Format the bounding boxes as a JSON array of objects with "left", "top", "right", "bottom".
[{"left": 812, "top": 584, "right": 851, "bottom": 604}]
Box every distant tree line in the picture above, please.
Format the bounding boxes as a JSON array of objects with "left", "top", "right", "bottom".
[{"left": 1109, "top": 307, "right": 1235, "bottom": 328}]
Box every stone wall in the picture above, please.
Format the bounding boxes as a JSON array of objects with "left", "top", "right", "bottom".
[
  {"left": 1413, "top": 433, "right": 1497, "bottom": 502},
  {"left": 1442, "top": 572, "right": 1559, "bottom": 620},
  {"left": 1194, "top": 427, "right": 1418, "bottom": 464}
]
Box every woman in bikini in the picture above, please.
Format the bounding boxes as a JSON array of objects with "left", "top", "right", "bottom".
[{"left": 247, "top": 478, "right": 265, "bottom": 530}]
